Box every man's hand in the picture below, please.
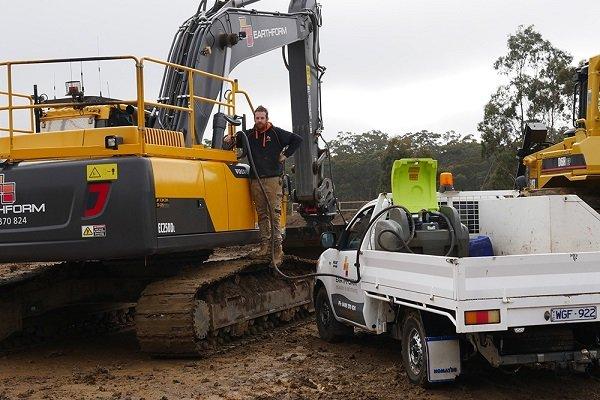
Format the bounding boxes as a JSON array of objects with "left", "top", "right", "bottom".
[
  {"left": 224, "top": 134, "right": 233, "bottom": 144},
  {"left": 279, "top": 152, "right": 287, "bottom": 163}
]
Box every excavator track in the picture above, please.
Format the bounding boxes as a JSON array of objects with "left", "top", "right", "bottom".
[
  {"left": 136, "top": 255, "right": 315, "bottom": 357},
  {"left": 0, "top": 251, "right": 211, "bottom": 353}
]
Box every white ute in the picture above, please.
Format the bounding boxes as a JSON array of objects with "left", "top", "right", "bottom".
[{"left": 314, "top": 190, "right": 600, "bottom": 386}]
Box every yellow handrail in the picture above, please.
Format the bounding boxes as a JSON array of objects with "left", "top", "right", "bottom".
[
  {"left": 0, "top": 91, "right": 34, "bottom": 134},
  {"left": 0, "top": 55, "right": 256, "bottom": 161}
]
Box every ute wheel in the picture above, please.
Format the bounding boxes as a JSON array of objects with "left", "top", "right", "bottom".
[
  {"left": 315, "top": 286, "right": 352, "bottom": 342},
  {"left": 401, "top": 311, "right": 429, "bottom": 387}
]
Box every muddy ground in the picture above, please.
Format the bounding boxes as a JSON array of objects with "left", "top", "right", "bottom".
[
  {"left": 2, "top": 320, "right": 600, "bottom": 400},
  {"left": 3, "top": 245, "right": 600, "bottom": 399}
]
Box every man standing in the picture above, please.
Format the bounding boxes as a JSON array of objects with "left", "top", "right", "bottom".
[{"left": 224, "top": 106, "right": 302, "bottom": 265}]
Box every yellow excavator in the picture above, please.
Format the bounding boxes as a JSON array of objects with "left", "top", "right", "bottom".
[
  {"left": 0, "top": 0, "right": 338, "bottom": 356},
  {"left": 517, "top": 54, "right": 600, "bottom": 206}
]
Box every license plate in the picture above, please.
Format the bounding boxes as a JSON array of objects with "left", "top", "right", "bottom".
[{"left": 550, "top": 306, "right": 597, "bottom": 322}]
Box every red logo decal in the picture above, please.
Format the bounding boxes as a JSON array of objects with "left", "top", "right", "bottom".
[
  {"left": 239, "top": 17, "right": 254, "bottom": 47},
  {"left": 0, "top": 174, "right": 16, "bottom": 205}
]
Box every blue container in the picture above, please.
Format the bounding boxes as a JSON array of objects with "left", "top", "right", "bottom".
[{"left": 468, "top": 235, "right": 494, "bottom": 257}]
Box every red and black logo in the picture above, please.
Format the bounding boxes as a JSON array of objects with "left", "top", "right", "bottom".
[
  {"left": 239, "top": 17, "right": 254, "bottom": 48},
  {"left": 0, "top": 174, "right": 15, "bottom": 205}
]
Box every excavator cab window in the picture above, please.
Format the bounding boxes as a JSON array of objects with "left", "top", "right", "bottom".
[
  {"left": 106, "top": 105, "right": 135, "bottom": 128},
  {"left": 573, "top": 65, "right": 589, "bottom": 124}
]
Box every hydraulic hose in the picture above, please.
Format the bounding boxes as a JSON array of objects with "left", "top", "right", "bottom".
[
  {"left": 375, "top": 205, "right": 415, "bottom": 253},
  {"left": 429, "top": 210, "right": 457, "bottom": 257},
  {"left": 236, "top": 130, "right": 361, "bottom": 283},
  {"left": 371, "top": 208, "right": 457, "bottom": 258},
  {"left": 354, "top": 205, "right": 414, "bottom": 274}
]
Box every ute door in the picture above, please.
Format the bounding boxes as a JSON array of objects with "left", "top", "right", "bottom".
[{"left": 330, "top": 205, "right": 375, "bottom": 326}]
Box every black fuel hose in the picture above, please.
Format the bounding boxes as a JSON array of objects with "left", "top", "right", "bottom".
[
  {"left": 375, "top": 205, "right": 415, "bottom": 253},
  {"left": 236, "top": 130, "right": 362, "bottom": 283},
  {"left": 429, "top": 210, "right": 456, "bottom": 257},
  {"left": 373, "top": 208, "right": 457, "bottom": 257},
  {"left": 354, "top": 205, "right": 413, "bottom": 273}
]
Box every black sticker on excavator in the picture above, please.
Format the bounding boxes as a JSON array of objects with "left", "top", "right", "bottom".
[
  {"left": 155, "top": 198, "right": 215, "bottom": 236},
  {"left": 331, "top": 293, "right": 365, "bottom": 325}
]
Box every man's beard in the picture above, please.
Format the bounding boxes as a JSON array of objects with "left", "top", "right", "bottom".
[{"left": 255, "top": 122, "right": 265, "bottom": 130}]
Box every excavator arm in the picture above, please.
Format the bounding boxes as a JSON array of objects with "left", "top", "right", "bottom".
[{"left": 154, "top": 0, "right": 335, "bottom": 219}]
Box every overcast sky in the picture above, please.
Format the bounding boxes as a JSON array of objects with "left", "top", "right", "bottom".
[{"left": 1, "top": 0, "right": 599, "bottom": 140}]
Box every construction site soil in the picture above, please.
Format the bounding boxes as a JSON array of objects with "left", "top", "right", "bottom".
[
  {"left": 3, "top": 254, "right": 600, "bottom": 399},
  {"left": 3, "top": 322, "right": 600, "bottom": 400}
]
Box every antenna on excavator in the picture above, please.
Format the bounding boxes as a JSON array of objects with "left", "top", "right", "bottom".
[
  {"left": 97, "top": 36, "right": 103, "bottom": 97},
  {"left": 80, "top": 61, "right": 85, "bottom": 95}
]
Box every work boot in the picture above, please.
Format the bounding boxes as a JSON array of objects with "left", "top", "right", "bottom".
[
  {"left": 249, "top": 241, "right": 269, "bottom": 260},
  {"left": 273, "top": 242, "right": 284, "bottom": 267}
]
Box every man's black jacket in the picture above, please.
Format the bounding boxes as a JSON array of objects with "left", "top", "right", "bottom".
[{"left": 232, "top": 124, "right": 302, "bottom": 178}]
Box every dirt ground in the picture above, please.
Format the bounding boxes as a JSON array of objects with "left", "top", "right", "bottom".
[
  {"left": 2, "top": 320, "right": 600, "bottom": 400},
  {"left": 3, "top": 247, "right": 600, "bottom": 399}
]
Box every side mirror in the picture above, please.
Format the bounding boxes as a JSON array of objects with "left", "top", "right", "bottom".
[{"left": 320, "top": 232, "right": 336, "bottom": 249}]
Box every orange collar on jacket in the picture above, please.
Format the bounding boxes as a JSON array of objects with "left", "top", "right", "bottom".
[{"left": 254, "top": 122, "right": 273, "bottom": 147}]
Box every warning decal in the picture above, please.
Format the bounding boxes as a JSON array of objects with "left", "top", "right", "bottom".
[
  {"left": 82, "top": 224, "right": 107, "bottom": 238},
  {"left": 408, "top": 166, "right": 420, "bottom": 181},
  {"left": 86, "top": 164, "right": 118, "bottom": 182}
]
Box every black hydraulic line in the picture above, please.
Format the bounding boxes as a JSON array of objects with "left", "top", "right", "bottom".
[
  {"left": 372, "top": 208, "right": 456, "bottom": 257},
  {"left": 281, "top": 46, "right": 289, "bottom": 71},
  {"left": 354, "top": 205, "right": 427, "bottom": 276},
  {"left": 374, "top": 205, "right": 416, "bottom": 253},
  {"left": 429, "top": 211, "right": 456, "bottom": 258},
  {"left": 317, "top": 133, "right": 346, "bottom": 225}
]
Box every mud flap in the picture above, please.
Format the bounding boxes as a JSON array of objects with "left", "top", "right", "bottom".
[{"left": 426, "top": 336, "right": 461, "bottom": 382}]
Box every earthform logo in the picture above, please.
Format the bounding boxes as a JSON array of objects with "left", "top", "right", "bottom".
[
  {"left": 239, "top": 17, "right": 254, "bottom": 47},
  {"left": 239, "top": 17, "right": 288, "bottom": 48},
  {"left": 0, "top": 174, "right": 16, "bottom": 205}
]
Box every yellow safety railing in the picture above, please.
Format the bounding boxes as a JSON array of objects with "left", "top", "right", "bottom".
[
  {"left": 0, "top": 91, "right": 35, "bottom": 134},
  {"left": 0, "top": 55, "right": 255, "bottom": 161}
]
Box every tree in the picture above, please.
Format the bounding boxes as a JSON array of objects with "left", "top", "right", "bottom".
[
  {"left": 328, "top": 130, "right": 390, "bottom": 200},
  {"left": 378, "top": 135, "right": 412, "bottom": 193},
  {"left": 327, "top": 129, "right": 491, "bottom": 200},
  {"left": 478, "top": 25, "right": 575, "bottom": 188}
]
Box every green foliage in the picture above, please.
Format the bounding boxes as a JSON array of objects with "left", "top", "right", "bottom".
[
  {"left": 328, "top": 130, "right": 390, "bottom": 200},
  {"left": 327, "top": 130, "right": 491, "bottom": 200},
  {"left": 478, "top": 25, "right": 575, "bottom": 187}
]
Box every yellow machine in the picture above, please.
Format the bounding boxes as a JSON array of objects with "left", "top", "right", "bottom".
[
  {"left": 519, "top": 55, "right": 600, "bottom": 195},
  {"left": 0, "top": 0, "right": 330, "bottom": 355}
]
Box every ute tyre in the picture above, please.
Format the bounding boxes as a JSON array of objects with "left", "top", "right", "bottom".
[
  {"left": 401, "top": 311, "right": 430, "bottom": 387},
  {"left": 315, "top": 286, "right": 352, "bottom": 342}
]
